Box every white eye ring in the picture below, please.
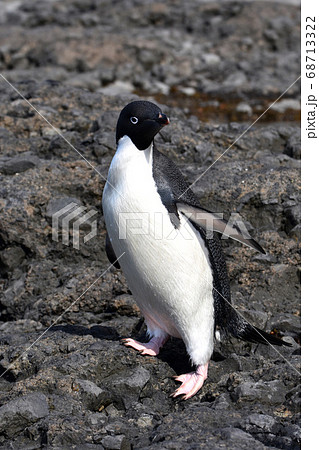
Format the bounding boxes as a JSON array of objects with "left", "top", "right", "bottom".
[{"left": 130, "top": 116, "right": 138, "bottom": 124}]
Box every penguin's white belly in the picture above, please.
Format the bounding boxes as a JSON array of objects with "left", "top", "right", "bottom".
[{"left": 102, "top": 137, "right": 214, "bottom": 365}]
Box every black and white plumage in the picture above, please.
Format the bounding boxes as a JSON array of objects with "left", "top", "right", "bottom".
[{"left": 102, "top": 100, "right": 291, "bottom": 399}]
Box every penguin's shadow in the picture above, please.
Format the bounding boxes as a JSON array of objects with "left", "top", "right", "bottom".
[
  {"left": 131, "top": 325, "right": 226, "bottom": 375},
  {"left": 50, "top": 324, "right": 191, "bottom": 374},
  {"left": 51, "top": 324, "right": 120, "bottom": 340},
  {"left": 50, "top": 324, "right": 225, "bottom": 376},
  {"left": 127, "top": 321, "right": 195, "bottom": 374},
  {"left": 157, "top": 338, "right": 195, "bottom": 374},
  {"left": 156, "top": 338, "right": 226, "bottom": 375}
]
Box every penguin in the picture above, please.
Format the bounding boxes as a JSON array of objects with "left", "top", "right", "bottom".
[{"left": 102, "top": 100, "right": 291, "bottom": 400}]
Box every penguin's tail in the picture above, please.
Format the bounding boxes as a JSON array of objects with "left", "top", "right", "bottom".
[{"left": 227, "top": 311, "right": 292, "bottom": 347}]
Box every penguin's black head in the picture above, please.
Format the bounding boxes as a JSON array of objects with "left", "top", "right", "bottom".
[{"left": 116, "top": 100, "right": 169, "bottom": 150}]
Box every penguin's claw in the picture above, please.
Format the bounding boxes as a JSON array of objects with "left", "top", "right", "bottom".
[
  {"left": 121, "top": 337, "right": 167, "bottom": 356},
  {"left": 121, "top": 338, "right": 158, "bottom": 356},
  {"left": 173, "top": 374, "right": 188, "bottom": 383},
  {"left": 171, "top": 363, "right": 208, "bottom": 400}
]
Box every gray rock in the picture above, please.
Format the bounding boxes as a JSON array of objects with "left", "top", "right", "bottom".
[
  {"left": 269, "top": 313, "right": 301, "bottom": 335},
  {"left": 202, "top": 53, "right": 221, "bottom": 66},
  {"left": 66, "top": 71, "right": 102, "bottom": 91},
  {"left": 92, "top": 131, "right": 115, "bottom": 156},
  {"left": 270, "top": 99, "right": 300, "bottom": 113},
  {"left": 239, "top": 309, "right": 268, "bottom": 330},
  {"left": 0, "top": 319, "right": 43, "bottom": 333},
  {"left": 223, "top": 71, "right": 247, "bottom": 87},
  {"left": 0, "top": 393, "right": 49, "bottom": 438},
  {"left": 87, "top": 412, "right": 108, "bottom": 429},
  {"left": 98, "top": 81, "right": 134, "bottom": 96},
  {"left": 284, "top": 204, "right": 301, "bottom": 233},
  {"left": 219, "top": 427, "right": 264, "bottom": 449},
  {"left": 232, "top": 380, "right": 286, "bottom": 405},
  {"left": 110, "top": 366, "right": 151, "bottom": 409},
  {"left": 244, "top": 413, "right": 277, "bottom": 433},
  {"left": 94, "top": 131, "right": 115, "bottom": 149},
  {"left": 0, "top": 246, "right": 25, "bottom": 273},
  {"left": 284, "top": 134, "right": 301, "bottom": 159},
  {"left": 290, "top": 223, "right": 301, "bottom": 240},
  {"left": 236, "top": 102, "right": 253, "bottom": 116},
  {"left": 101, "top": 435, "right": 131, "bottom": 450},
  {"left": 75, "top": 378, "right": 103, "bottom": 397},
  {"left": 73, "top": 379, "right": 113, "bottom": 411}
]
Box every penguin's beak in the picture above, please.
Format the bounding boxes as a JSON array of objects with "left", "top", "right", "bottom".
[{"left": 157, "top": 113, "right": 170, "bottom": 126}]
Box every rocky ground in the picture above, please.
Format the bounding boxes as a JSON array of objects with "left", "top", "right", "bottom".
[{"left": 0, "top": 1, "right": 300, "bottom": 449}]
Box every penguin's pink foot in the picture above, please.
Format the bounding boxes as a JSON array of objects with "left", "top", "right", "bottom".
[
  {"left": 171, "top": 363, "right": 208, "bottom": 400},
  {"left": 121, "top": 336, "right": 167, "bottom": 356}
]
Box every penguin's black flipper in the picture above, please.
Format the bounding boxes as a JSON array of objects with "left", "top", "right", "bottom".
[
  {"left": 105, "top": 231, "right": 121, "bottom": 269},
  {"left": 240, "top": 324, "right": 292, "bottom": 346},
  {"left": 226, "top": 309, "right": 292, "bottom": 346},
  {"left": 204, "top": 235, "right": 291, "bottom": 347},
  {"left": 152, "top": 146, "right": 264, "bottom": 253},
  {"left": 176, "top": 202, "right": 266, "bottom": 254}
]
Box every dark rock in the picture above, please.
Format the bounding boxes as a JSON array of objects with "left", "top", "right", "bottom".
[
  {"left": 94, "top": 131, "right": 115, "bottom": 150},
  {"left": 239, "top": 413, "right": 301, "bottom": 449},
  {"left": 92, "top": 131, "right": 115, "bottom": 157},
  {"left": 65, "top": 71, "right": 102, "bottom": 91},
  {"left": 0, "top": 153, "right": 39, "bottom": 175},
  {"left": 284, "top": 133, "right": 301, "bottom": 159},
  {"left": 0, "top": 319, "right": 43, "bottom": 333},
  {"left": 269, "top": 313, "right": 301, "bottom": 336},
  {"left": 0, "top": 246, "right": 26, "bottom": 273},
  {"left": 101, "top": 435, "right": 131, "bottom": 450},
  {"left": 284, "top": 205, "right": 301, "bottom": 234},
  {"left": 0, "top": 393, "right": 49, "bottom": 438},
  {"left": 290, "top": 224, "right": 301, "bottom": 241},
  {"left": 219, "top": 427, "right": 264, "bottom": 449},
  {"left": 106, "top": 295, "right": 140, "bottom": 317},
  {"left": 108, "top": 366, "right": 151, "bottom": 409}
]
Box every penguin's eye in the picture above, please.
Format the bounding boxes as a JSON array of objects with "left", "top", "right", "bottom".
[{"left": 130, "top": 116, "right": 138, "bottom": 125}]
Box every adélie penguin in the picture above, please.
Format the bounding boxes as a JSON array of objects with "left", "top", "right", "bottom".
[{"left": 102, "top": 100, "right": 291, "bottom": 400}]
